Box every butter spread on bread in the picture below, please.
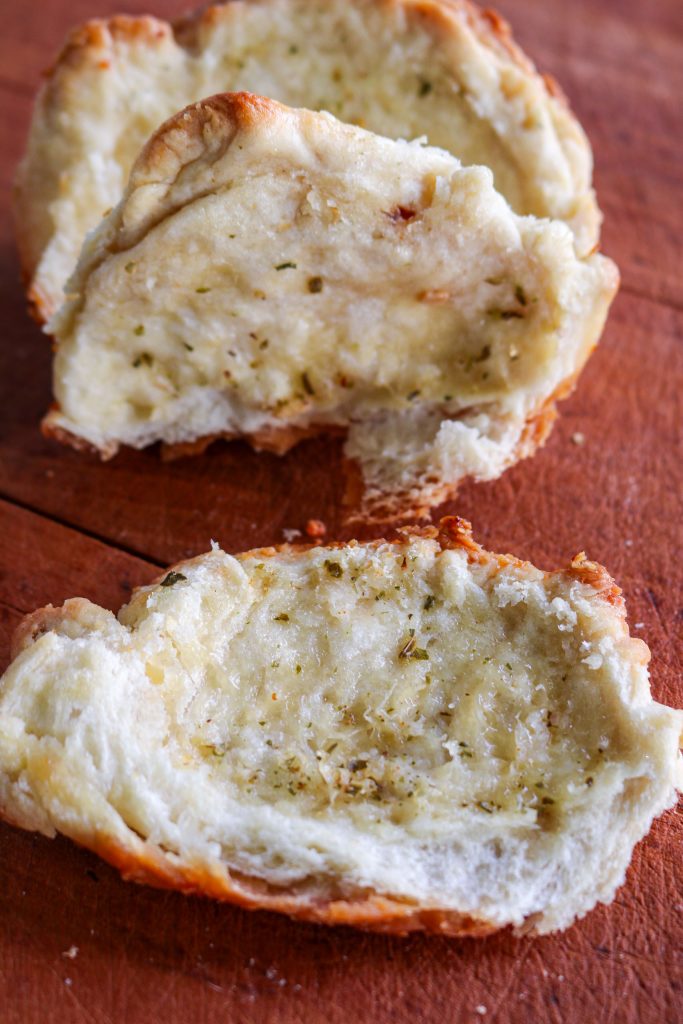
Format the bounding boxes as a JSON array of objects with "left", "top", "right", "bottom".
[
  {"left": 1, "top": 519, "right": 679, "bottom": 936},
  {"left": 15, "top": 0, "right": 601, "bottom": 320}
]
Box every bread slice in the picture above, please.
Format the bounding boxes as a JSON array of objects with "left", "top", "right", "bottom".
[
  {"left": 44, "top": 92, "right": 617, "bottom": 520},
  {"left": 1, "top": 517, "right": 680, "bottom": 936},
  {"left": 15, "top": 0, "right": 601, "bottom": 320}
]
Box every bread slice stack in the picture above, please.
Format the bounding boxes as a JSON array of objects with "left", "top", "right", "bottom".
[
  {"left": 44, "top": 92, "right": 616, "bottom": 519},
  {"left": 5, "top": 0, "right": 678, "bottom": 938},
  {"left": 17, "top": 0, "right": 602, "bottom": 320},
  {"left": 15, "top": 0, "right": 618, "bottom": 518}
]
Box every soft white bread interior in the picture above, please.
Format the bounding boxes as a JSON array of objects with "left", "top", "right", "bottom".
[
  {"left": 46, "top": 93, "right": 617, "bottom": 520},
  {"left": 15, "top": 0, "right": 601, "bottom": 320},
  {"left": 1, "top": 518, "right": 680, "bottom": 936}
]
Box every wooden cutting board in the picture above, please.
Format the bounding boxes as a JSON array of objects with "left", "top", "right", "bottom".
[{"left": 0, "top": 2, "right": 681, "bottom": 1021}]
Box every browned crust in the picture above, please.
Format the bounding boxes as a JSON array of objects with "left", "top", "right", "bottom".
[
  {"left": 341, "top": 392, "right": 561, "bottom": 526},
  {"left": 10, "top": 606, "right": 66, "bottom": 660},
  {"left": 160, "top": 420, "right": 345, "bottom": 461},
  {"left": 131, "top": 515, "right": 627, "bottom": 614},
  {"left": 566, "top": 553, "right": 623, "bottom": 607},
  {"left": 41, "top": 415, "right": 117, "bottom": 460},
  {"left": 91, "top": 833, "right": 498, "bottom": 937}
]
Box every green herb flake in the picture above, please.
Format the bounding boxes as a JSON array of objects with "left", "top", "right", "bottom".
[
  {"left": 275, "top": 262, "right": 297, "bottom": 271},
  {"left": 133, "top": 324, "right": 145, "bottom": 336},
  {"left": 399, "top": 636, "right": 416, "bottom": 658},
  {"left": 487, "top": 308, "right": 524, "bottom": 321},
  {"left": 295, "top": 664, "right": 302, "bottom": 674},
  {"left": 274, "top": 613, "right": 290, "bottom": 622},
  {"left": 308, "top": 276, "right": 324, "bottom": 293},
  {"left": 418, "top": 79, "right": 433, "bottom": 97},
  {"left": 207, "top": 743, "right": 226, "bottom": 758},
  {"left": 477, "top": 801, "right": 494, "bottom": 814},
  {"left": 302, "top": 371, "right": 315, "bottom": 396},
  {"left": 410, "top": 647, "right": 429, "bottom": 661},
  {"left": 289, "top": 44, "right": 299, "bottom": 54},
  {"left": 515, "top": 284, "right": 528, "bottom": 306},
  {"left": 160, "top": 571, "right": 187, "bottom": 588},
  {"left": 542, "top": 796, "right": 556, "bottom": 805},
  {"left": 124, "top": 261, "right": 136, "bottom": 273},
  {"left": 407, "top": 389, "right": 421, "bottom": 401},
  {"left": 183, "top": 342, "right": 194, "bottom": 352},
  {"left": 423, "top": 595, "right": 435, "bottom": 610},
  {"left": 195, "top": 286, "right": 211, "bottom": 294},
  {"left": 324, "top": 560, "right": 343, "bottom": 578}
]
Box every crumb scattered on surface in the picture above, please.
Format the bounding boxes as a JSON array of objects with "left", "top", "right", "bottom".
[
  {"left": 305, "top": 518, "right": 327, "bottom": 538},
  {"left": 62, "top": 946, "right": 79, "bottom": 959},
  {"left": 282, "top": 528, "right": 302, "bottom": 542},
  {"left": 571, "top": 431, "right": 585, "bottom": 445}
]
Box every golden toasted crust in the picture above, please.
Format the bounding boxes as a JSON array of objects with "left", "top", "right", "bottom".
[
  {"left": 118, "top": 515, "right": 630, "bottom": 620},
  {"left": 94, "top": 833, "right": 497, "bottom": 936}
]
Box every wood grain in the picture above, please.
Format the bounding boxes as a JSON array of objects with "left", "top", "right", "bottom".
[{"left": 0, "top": 2, "right": 681, "bottom": 1022}]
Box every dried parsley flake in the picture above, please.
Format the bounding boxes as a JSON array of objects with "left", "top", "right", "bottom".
[{"left": 160, "top": 571, "right": 187, "bottom": 588}]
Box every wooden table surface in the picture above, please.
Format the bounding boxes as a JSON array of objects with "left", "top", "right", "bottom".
[{"left": 1, "top": 1, "right": 681, "bottom": 1021}]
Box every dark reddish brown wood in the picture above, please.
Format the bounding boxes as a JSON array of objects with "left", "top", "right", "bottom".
[
  {"left": 0, "top": 2, "right": 681, "bottom": 1022},
  {"left": 0, "top": 500, "right": 159, "bottom": 664}
]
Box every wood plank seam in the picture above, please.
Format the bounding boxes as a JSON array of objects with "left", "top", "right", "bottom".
[{"left": 0, "top": 492, "right": 164, "bottom": 568}]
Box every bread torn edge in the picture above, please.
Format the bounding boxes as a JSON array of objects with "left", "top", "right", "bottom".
[{"left": 40, "top": 349, "right": 581, "bottom": 525}]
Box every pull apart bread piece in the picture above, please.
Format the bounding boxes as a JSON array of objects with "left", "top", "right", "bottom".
[
  {"left": 47, "top": 94, "right": 617, "bottom": 520},
  {"left": 16, "top": 0, "right": 601, "bottom": 320},
  {"left": 0, "top": 519, "right": 680, "bottom": 937}
]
